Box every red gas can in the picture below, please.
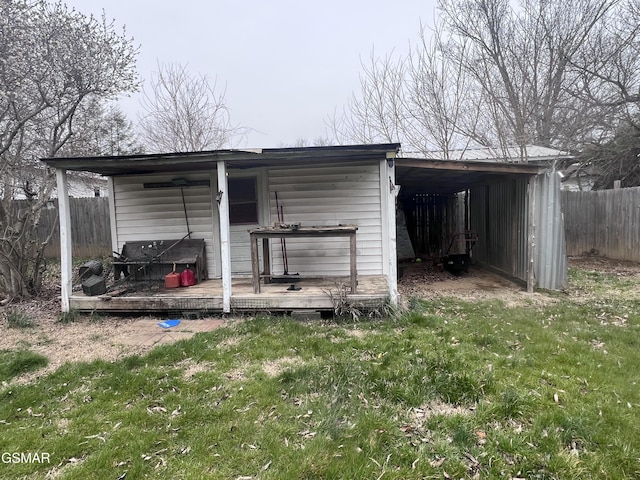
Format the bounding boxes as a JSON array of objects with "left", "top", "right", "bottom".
[
  {"left": 165, "top": 271, "right": 181, "bottom": 288},
  {"left": 181, "top": 265, "right": 196, "bottom": 287}
]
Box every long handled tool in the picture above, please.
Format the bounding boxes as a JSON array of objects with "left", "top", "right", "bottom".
[
  {"left": 172, "top": 177, "right": 192, "bottom": 239},
  {"left": 274, "top": 191, "right": 289, "bottom": 275}
]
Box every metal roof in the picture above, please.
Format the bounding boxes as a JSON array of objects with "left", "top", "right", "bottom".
[
  {"left": 41, "top": 143, "right": 547, "bottom": 196},
  {"left": 41, "top": 143, "right": 401, "bottom": 176}
]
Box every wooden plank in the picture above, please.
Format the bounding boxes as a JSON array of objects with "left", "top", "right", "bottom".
[
  {"left": 262, "top": 238, "right": 271, "bottom": 284},
  {"left": 249, "top": 225, "right": 357, "bottom": 236},
  {"left": 396, "top": 158, "right": 542, "bottom": 174},
  {"left": 251, "top": 235, "right": 260, "bottom": 293},
  {"left": 70, "top": 295, "right": 224, "bottom": 312},
  {"left": 67, "top": 275, "right": 390, "bottom": 313}
]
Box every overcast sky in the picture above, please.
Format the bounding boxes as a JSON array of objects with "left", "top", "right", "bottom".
[{"left": 63, "top": 0, "right": 436, "bottom": 148}]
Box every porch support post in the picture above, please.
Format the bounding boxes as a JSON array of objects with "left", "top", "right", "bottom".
[
  {"left": 381, "top": 153, "right": 399, "bottom": 305},
  {"left": 217, "top": 160, "right": 232, "bottom": 313},
  {"left": 107, "top": 177, "right": 118, "bottom": 255},
  {"left": 56, "top": 168, "right": 72, "bottom": 312}
]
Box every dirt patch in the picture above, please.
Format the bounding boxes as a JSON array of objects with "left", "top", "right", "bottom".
[
  {"left": 0, "top": 314, "right": 224, "bottom": 385},
  {"left": 412, "top": 400, "right": 475, "bottom": 421},
  {"left": 567, "top": 255, "right": 640, "bottom": 276},
  {"left": 0, "top": 283, "right": 224, "bottom": 385},
  {"left": 398, "top": 261, "right": 552, "bottom": 307},
  {"left": 262, "top": 356, "right": 303, "bottom": 377},
  {"left": 176, "top": 358, "right": 218, "bottom": 380}
]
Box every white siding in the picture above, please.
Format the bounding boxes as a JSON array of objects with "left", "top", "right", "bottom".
[
  {"left": 113, "top": 172, "right": 216, "bottom": 278},
  {"left": 268, "top": 163, "right": 383, "bottom": 276},
  {"left": 111, "top": 163, "right": 385, "bottom": 279}
]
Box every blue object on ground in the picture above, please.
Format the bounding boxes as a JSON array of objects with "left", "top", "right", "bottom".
[{"left": 158, "top": 319, "right": 181, "bottom": 329}]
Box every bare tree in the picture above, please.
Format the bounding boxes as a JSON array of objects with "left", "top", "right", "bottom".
[
  {"left": 278, "top": 136, "right": 332, "bottom": 148},
  {"left": 437, "top": 0, "right": 626, "bottom": 157},
  {"left": 138, "top": 63, "right": 247, "bottom": 152},
  {"left": 559, "top": 0, "right": 640, "bottom": 188},
  {"left": 59, "top": 98, "right": 144, "bottom": 157},
  {"left": 329, "top": 51, "right": 413, "bottom": 148},
  {"left": 403, "top": 23, "right": 482, "bottom": 157},
  {"left": 0, "top": 0, "right": 138, "bottom": 300},
  {"left": 334, "top": 0, "right": 640, "bottom": 167},
  {"left": 329, "top": 25, "right": 483, "bottom": 158}
]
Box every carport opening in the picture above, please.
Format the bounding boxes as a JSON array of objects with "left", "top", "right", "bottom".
[{"left": 395, "top": 158, "right": 543, "bottom": 286}]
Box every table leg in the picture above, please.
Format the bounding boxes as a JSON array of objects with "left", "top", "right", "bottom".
[
  {"left": 250, "top": 234, "right": 260, "bottom": 293},
  {"left": 350, "top": 232, "right": 357, "bottom": 293},
  {"left": 262, "top": 238, "right": 271, "bottom": 284}
]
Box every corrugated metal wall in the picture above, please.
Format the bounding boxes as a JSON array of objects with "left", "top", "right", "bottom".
[
  {"left": 469, "top": 172, "right": 567, "bottom": 290},
  {"left": 534, "top": 172, "right": 568, "bottom": 290},
  {"left": 268, "top": 162, "right": 383, "bottom": 276},
  {"left": 112, "top": 172, "right": 216, "bottom": 277},
  {"left": 469, "top": 177, "right": 529, "bottom": 281}
]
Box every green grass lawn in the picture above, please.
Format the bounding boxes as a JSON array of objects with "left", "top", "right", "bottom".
[{"left": 1, "top": 266, "right": 639, "bottom": 479}]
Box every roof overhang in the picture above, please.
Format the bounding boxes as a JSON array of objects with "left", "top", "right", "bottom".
[
  {"left": 41, "top": 143, "right": 401, "bottom": 176},
  {"left": 395, "top": 157, "right": 545, "bottom": 195}
]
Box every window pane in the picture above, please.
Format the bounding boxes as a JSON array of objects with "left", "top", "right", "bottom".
[
  {"left": 229, "top": 177, "right": 258, "bottom": 224},
  {"left": 229, "top": 178, "right": 256, "bottom": 202},
  {"left": 229, "top": 202, "right": 258, "bottom": 224}
]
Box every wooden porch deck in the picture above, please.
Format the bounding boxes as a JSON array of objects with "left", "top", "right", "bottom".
[{"left": 69, "top": 275, "right": 390, "bottom": 313}]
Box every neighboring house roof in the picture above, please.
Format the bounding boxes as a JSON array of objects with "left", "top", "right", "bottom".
[
  {"left": 61, "top": 173, "right": 108, "bottom": 198},
  {"left": 41, "top": 144, "right": 402, "bottom": 176},
  {"left": 409, "top": 145, "right": 572, "bottom": 163},
  {"left": 5, "top": 165, "right": 108, "bottom": 199},
  {"left": 558, "top": 162, "right": 597, "bottom": 191}
]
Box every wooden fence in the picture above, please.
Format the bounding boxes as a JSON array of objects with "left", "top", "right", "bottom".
[
  {"left": 562, "top": 186, "right": 640, "bottom": 262},
  {"left": 18, "top": 197, "right": 112, "bottom": 258}
]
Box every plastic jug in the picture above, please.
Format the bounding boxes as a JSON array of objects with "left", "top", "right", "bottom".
[
  {"left": 165, "top": 271, "right": 181, "bottom": 288},
  {"left": 181, "top": 265, "right": 196, "bottom": 287}
]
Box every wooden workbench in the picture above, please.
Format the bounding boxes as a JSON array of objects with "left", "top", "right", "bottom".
[{"left": 249, "top": 225, "right": 358, "bottom": 294}]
